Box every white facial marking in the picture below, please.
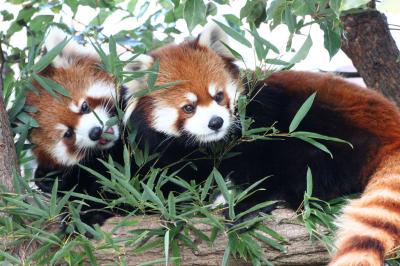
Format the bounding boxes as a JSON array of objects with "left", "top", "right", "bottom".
[
  {"left": 51, "top": 141, "right": 78, "bottom": 166},
  {"left": 87, "top": 81, "right": 116, "bottom": 100},
  {"left": 185, "top": 92, "right": 197, "bottom": 103},
  {"left": 184, "top": 101, "right": 231, "bottom": 143},
  {"left": 75, "top": 106, "right": 119, "bottom": 150},
  {"left": 226, "top": 81, "right": 240, "bottom": 112},
  {"left": 68, "top": 99, "right": 84, "bottom": 113},
  {"left": 208, "top": 83, "right": 217, "bottom": 97},
  {"left": 152, "top": 106, "right": 180, "bottom": 136},
  {"left": 55, "top": 123, "right": 68, "bottom": 132}
]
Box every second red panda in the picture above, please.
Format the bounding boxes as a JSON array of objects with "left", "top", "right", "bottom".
[{"left": 123, "top": 25, "right": 400, "bottom": 266}]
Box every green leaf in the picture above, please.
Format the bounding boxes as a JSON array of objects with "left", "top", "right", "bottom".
[
  {"left": 340, "top": 0, "right": 370, "bottom": 11},
  {"left": 289, "top": 92, "right": 316, "bottom": 133},
  {"left": 292, "top": 0, "right": 314, "bottom": 16},
  {"left": 1, "top": 10, "right": 14, "bottom": 21},
  {"left": 221, "top": 244, "right": 230, "bottom": 266},
  {"left": 289, "top": 35, "right": 312, "bottom": 64},
  {"left": 141, "top": 182, "right": 168, "bottom": 214},
  {"left": 16, "top": 112, "right": 39, "bottom": 127},
  {"left": 49, "top": 178, "right": 59, "bottom": 217},
  {"left": 213, "top": 168, "right": 230, "bottom": 203},
  {"left": 306, "top": 167, "right": 313, "bottom": 197},
  {"left": 32, "top": 73, "right": 70, "bottom": 98},
  {"left": 171, "top": 240, "right": 181, "bottom": 266},
  {"left": 167, "top": 192, "right": 176, "bottom": 217},
  {"left": 206, "top": 2, "right": 217, "bottom": 16},
  {"left": 29, "top": 15, "right": 54, "bottom": 32},
  {"left": 266, "top": 0, "right": 286, "bottom": 29},
  {"left": 212, "top": 20, "right": 252, "bottom": 48},
  {"left": 89, "top": 9, "right": 111, "bottom": 26},
  {"left": 240, "top": 0, "right": 267, "bottom": 27},
  {"left": 33, "top": 36, "right": 69, "bottom": 72},
  {"left": 200, "top": 170, "right": 214, "bottom": 202},
  {"left": 184, "top": 0, "right": 206, "bottom": 32},
  {"left": 320, "top": 22, "right": 341, "bottom": 59},
  {"left": 0, "top": 250, "right": 21, "bottom": 264},
  {"left": 296, "top": 136, "right": 333, "bottom": 158},
  {"left": 126, "top": 0, "right": 138, "bottom": 12},
  {"left": 256, "top": 224, "right": 288, "bottom": 242},
  {"left": 251, "top": 231, "right": 286, "bottom": 252},
  {"left": 164, "top": 230, "right": 170, "bottom": 266},
  {"left": 290, "top": 131, "right": 353, "bottom": 148}
]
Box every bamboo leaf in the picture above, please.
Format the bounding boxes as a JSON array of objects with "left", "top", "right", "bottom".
[
  {"left": 33, "top": 36, "right": 69, "bottom": 72},
  {"left": 213, "top": 19, "right": 252, "bottom": 48},
  {"left": 289, "top": 92, "right": 316, "bottom": 133}
]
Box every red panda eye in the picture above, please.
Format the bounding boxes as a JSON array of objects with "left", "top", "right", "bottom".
[
  {"left": 182, "top": 104, "right": 195, "bottom": 114},
  {"left": 63, "top": 128, "right": 74, "bottom": 139},
  {"left": 214, "top": 92, "right": 224, "bottom": 103},
  {"left": 81, "top": 101, "right": 90, "bottom": 114}
]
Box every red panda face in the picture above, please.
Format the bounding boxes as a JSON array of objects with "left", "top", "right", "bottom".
[
  {"left": 26, "top": 30, "right": 119, "bottom": 167},
  {"left": 124, "top": 24, "right": 242, "bottom": 144}
]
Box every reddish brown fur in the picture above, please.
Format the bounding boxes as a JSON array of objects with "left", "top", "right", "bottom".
[
  {"left": 266, "top": 71, "right": 400, "bottom": 265},
  {"left": 26, "top": 56, "right": 114, "bottom": 167}
]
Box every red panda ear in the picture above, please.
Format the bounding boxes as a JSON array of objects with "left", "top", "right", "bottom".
[
  {"left": 122, "top": 54, "right": 154, "bottom": 124},
  {"left": 44, "top": 27, "right": 98, "bottom": 68},
  {"left": 124, "top": 54, "right": 154, "bottom": 72},
  {"left": 198, "top": 22, "right": 233, "bottom": 59}
]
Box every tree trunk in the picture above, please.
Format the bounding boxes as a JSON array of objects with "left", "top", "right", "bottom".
[
  {"left": 0, "top": 40, "right": 18, "bottom": 192},
  {"left": 340, "top": 10, "right": 400, "bottom": 105}
]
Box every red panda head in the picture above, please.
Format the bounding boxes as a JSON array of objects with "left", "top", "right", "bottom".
[
  {"left": 124, "top": 24, "right": 243, "bottom": 143},
  {"left": 26, "top": 29, "right": 120, "bottom": 168}
]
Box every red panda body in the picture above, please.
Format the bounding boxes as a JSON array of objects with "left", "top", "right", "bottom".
[
  {"left": 126, "top": 36, "right": 400, "bottom": 264},
  {"left": 263, "top": 71, "right": 400, "bottom": 266}
]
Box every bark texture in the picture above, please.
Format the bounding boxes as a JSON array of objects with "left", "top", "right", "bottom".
[
  {"left": 0, "top": 41, "right": 18, "bottom": 192},
  {"left": 341, "top": 10, "right": 400, "bottom": 104}
]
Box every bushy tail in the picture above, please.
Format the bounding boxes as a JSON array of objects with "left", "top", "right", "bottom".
[{"left": 330, "top": 151, "right": 400, "bottom": 266}]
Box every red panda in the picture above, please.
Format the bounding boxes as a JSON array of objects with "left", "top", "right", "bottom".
[
  {"left": 123, "top": 23, "right": 242, "bottom": 144},
  {"left": 123, "top": 26, "right": 400, "bottom": 265},
  {"left": 26, "top": 28, "right": 123, "bottom": 224}
]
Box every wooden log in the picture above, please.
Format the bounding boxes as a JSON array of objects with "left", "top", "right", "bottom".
[{"left": 93, "top": 208, "right": 330, "bottom": 266}]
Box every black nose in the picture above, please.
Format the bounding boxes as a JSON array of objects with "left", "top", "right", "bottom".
[
  {"left": 89, "top": 127, "right": 102, "bottom": 141},
  {"left": 208, "top": 116, "right": 224, "bottom": 130}
]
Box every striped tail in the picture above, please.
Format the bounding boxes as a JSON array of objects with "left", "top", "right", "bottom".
[{"left": 329, "top": 152, "right": 400, "bottom": 266}]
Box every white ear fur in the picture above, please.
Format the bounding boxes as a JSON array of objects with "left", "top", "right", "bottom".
[
  {"left": 122, "top": 54, "right": 154, "bottom": 124},
  {"left": 45, "top": 27, "right": 98, "bottom": 68},
  {"left": 124, "top": 54, "right": 154, "bottom": 72},
  {"left": 198, "top": 22, "right": 233, "bottom": 58}
]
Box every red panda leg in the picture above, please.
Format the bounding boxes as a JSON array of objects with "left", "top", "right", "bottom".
[{"left": 329, "top": 152, "right": 400, "bottom": 266}]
